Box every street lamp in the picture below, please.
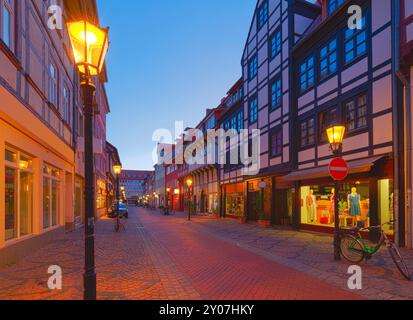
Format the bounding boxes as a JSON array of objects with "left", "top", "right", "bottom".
[
  {"left": 165, "top": 187, "right": 171, "bottom": 215},
  {"left": 326, "top": 123, "right": 346, "bottom": 261},
  {"left": 186, "top": 178, "right": 193, "bottom": 221},
  {"left": 113, "top": 164, "right": 122, "bottom": 232},
  {"left": 68, "top": 19, "right": 109, "bottom": 301}
]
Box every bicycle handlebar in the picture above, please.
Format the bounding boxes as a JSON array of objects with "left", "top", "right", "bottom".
[{"left": 353, "top": 220, "right": 396, "bottom": 233}]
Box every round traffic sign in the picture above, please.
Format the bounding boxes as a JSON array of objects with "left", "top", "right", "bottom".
[{"left": 329, "top": 158, "right": 348, "bottom": 181}]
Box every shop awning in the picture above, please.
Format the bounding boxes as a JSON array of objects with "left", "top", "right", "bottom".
[{"left": 282, "top": 156, "right": 384, "bottom": 182}]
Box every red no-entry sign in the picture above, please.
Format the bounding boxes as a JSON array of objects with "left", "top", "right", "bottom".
[{"left": 329, "top": 158, "right": 348, "bottom": 181}]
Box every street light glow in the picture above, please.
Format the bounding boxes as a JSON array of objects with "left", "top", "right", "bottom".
[{"left": 67, "top": 21, "right": 109, "bottom": 76}]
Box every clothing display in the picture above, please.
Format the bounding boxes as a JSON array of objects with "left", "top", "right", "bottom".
[
  {"left": 306, "top": 192, "right": 317, "bottom": 223},
  {"left": 348, "top": 192, "right": 361, "bottom": 217}
]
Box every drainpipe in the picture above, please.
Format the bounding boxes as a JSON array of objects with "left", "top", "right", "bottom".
[
  {"left": 395, "top": 0, "right": 412, "bottom": 248},
  {"left": 393, "top": 0, "right": 407, "bottom": 247}
]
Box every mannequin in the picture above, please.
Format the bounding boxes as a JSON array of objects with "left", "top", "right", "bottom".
[
  {"left": 348, "top": 187, "right": 361, "bottom": 226},
  {"left": 306, "top": 189, "right": 317, "bottom": 223}
]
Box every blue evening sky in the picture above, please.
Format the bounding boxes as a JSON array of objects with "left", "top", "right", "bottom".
[{"left": 98, "top": 0, "right": 256, "bottom": 170}]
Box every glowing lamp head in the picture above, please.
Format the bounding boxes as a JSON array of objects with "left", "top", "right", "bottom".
[
  {"left": 186, "top": 179, "right": 193, "bottom": 188},
  {"left": 326, "top": 123, "right": 346, "bottom": 152},
  {"left": 166, "top": 187, "right": 171, "bottom": 193},
  {"left": 121, "top": 185, "right": 125, "bottom": 191},
  {"left": 67, "top": 20, "right": 109, "bottom": 76},
  {"left": 19, "top": 160, "right": 29, "bottom": 169},
  {"left": 113, "top": 164, "right": 122, "bottom": 175}
]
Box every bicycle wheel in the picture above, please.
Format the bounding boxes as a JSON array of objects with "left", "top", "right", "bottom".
[
  {"left": 340, "top": 235, "right": 365, "bottom": 264},
  {"left": 114, "top": 220, "right": 120, "bottom": 232},
  {"left": 388, "top": 245, "right": 411, "bottom": 281}
]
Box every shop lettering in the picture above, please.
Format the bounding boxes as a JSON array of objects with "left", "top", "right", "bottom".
[{"left": 159, "top": 305, "right": 193, "bottom": 318}]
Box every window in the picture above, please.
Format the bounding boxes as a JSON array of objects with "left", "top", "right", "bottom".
[
  {"left": 270, "top": 128, "right": 282, "bottom": 157},
  {"left": 49, "top": 62, "right": 58, "bottom": 107},
  {"left": 270, "top": 77, "right": 282, "bottom": 110},
  {"left": 231, "top": 116, "right": 237, "bottom": 130},
  {"left": 237, "top": 111, "right": 244, "bottom": 130},
  {"left": 257, "top": 0, "right": 268, "bottom": 29},
  {"left": 319, "top": 108, "right": 337, "bottom": 142},
  {"left": 327, "top": 0, "right": 345, "bottom": 16},
  {"left": 63, "top": 85, "right": 71, "bottom": 125},
  {"left": 206, "top": 116, "right": 216, "bottom": 130},
  {"left": 319, "top": 39, "right": 337, "bottom": 80},
  {"left": 300, "top": 118, "right": 315, "bottom": 147},
  {"left": 300, "top": 56, "right": 315, "bottom": 92},
  {"left": 1, "top": 0, "right": 13, "bottom": 49},
  {"left": 43, "top": 164, "right": 60, "bottom": 229},
  {"left": 344, "top": 15, "right": 367, "bottom": 64},
  {"left": 344, "top": 94, "right": 368, "bottom": 132},
  {"left": 5, "top": 149, "right": 33, "bottom": 241},
  {"left": 270, "top": 29, "right": 281, "bottom": 59},
  {"left": 249, "top": 97, "right": 258, "bottom": 124},
  {"left": 249, "top": 55, "right": 258, "bottom": 80}
]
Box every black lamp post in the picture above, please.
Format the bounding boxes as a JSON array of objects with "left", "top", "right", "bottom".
[
  {"left": 113, "top": 165, "right": 122, "bottom": 231},
  {"left": 326, "top": 123, "right": 346, "bottom": 261},
  {"left": 67, "top": 20, "right": 109, "bottom": 300},
  {"left": 186, "top": 178, "right": 193, "bottom": 221}
]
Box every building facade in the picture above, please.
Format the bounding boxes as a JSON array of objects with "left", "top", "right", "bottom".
[
  {"left": 120, "top": 170, "right": 151, "bottom": 203},
  {"left": 0, "top": 0, "right": 117, "bottom": 265},
  {"left": 144, "top": 0, "right": 411, "bottom": 247}
]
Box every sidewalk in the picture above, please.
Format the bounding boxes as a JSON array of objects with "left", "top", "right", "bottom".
[{"left": 181, "top": 213, "right": 413, "bottom": 300}]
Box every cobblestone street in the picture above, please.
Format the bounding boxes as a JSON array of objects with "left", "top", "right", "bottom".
[{"left": 0, "top": 208, "right": 412, "bottom": 300}]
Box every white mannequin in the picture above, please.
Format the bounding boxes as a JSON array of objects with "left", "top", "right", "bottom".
[{"left": 306, "top": 189, "right": 317, "bottom": 223}]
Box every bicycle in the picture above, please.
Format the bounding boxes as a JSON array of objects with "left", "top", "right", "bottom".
[
  {"left": 340, "top": 220, "right": 411, "bottom": 281},
  {"left": 113, "top": 212, "right": 127, "bottom": 232}
]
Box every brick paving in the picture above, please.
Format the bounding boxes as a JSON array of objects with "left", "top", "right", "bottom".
[
  {"left": 0, "top": 207, "right": 407, "bottom": 300},
  {"left": 185, "top": 214, "right": 413, "bottom": 300}
]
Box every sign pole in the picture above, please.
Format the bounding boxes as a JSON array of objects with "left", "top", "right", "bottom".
[{"left": 329, "top": 156, "right": 348, "bottom": 261}]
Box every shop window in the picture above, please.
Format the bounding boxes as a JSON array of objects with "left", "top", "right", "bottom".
[
  {"left": 300, "top": 182, "right": 370, "bottom": 228},
  {"left": 43, "top": 164, "right": 60, "bottom": 229},
  {"left": 319, "top": 107, "right": 337, "bottom": 142},
  {"left": 5, "top": 150, "right": 33, "bottom": 241},
  {"left": 344, "top": 94, "right": 367, "bottom": 132},
  {"left": 378, "top": 179, "right": 394, "bottom": 235},
  {"left": 226, "top": 193, "right": 244, "bottom": 217},
  {"left": 5, "top": 167, "right": 17, "bottom": 240}
]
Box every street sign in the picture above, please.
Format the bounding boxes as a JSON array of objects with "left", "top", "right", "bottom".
[
  {"left": 258, "top": 181, "right": 267, "bottom": 189},
  {"left": 329, "top": 158, "right": 348, "bottom": 181}
]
